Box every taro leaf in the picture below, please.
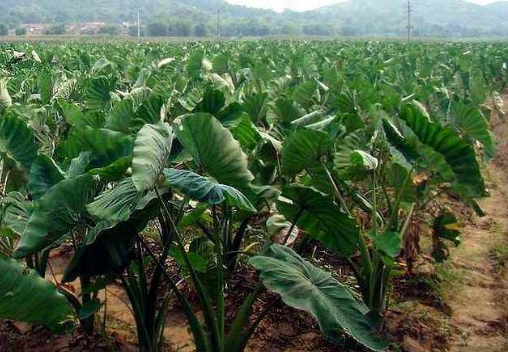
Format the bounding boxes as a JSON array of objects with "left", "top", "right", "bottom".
[
  {"left": 433, "top": 211, "right": 461, "bottom": 246},
  {"left": 216, "top": 103, "right": 244, "bottom": 127},
  {"left": 0, "top": 255, "right": 75, "bottom": 334},
  {"left": 63, "top": 222, "right": 138, "bottom": 283},
  {"left": 28, "top": 155, "right": 65, "bottom": 200},
  {"left": 4, "top": 169, "right": 28, "bottom": 193},
  {"left": 272, "top": 98, "right": 305, "bottom": 124},
  {"left": 291, "top": 110, "right": 325, "bottom": 129},
  {"left": 79, "top": 299, "right": 103, "bottom": 320},
  {"left": 105, "top": 98, "right": 135, "bottom": 133},
  {"left": 371, "top": 232, "right": 401, "bottom": 258},
  {"left": 244, "top": 93, "right": 268, "bottom": 122},
  {"left": 231, "top": 114, "right": 262, "bottom": 151},
  {"left": 382, "top": 118, "right": 419, "bottom": 168},
  {"left": 67, "top": 152, "right": 92, "bottom": 177},
  {"left": 399, "top": 105, "right": 486, "bottom": 198},
  {"left": 174, "top": 113, "right": 254, "bottom": 187},
  {"left": 87, "top": 177, "right": 141, "bottom": 222},
  {"left": 194, "top": 88, "right": 225, "bottom": 116},
  {"left": 3, "top": 192, "right": 33, "bottom": 235},
  {"left": 58, "top": 100, "right": 85, "bottom": 127},
  {"left": 37, "top": 70, "right": 54, "bottom": 105},
  {"left": 0, "top": 115, "right": 38, "bottom": 170},
  {"left": 388, "top": 163, "right": 417, "bottom": 209},
  {"left": 350, "top": 151, "right": 378, "bottom": 171},
  {"left": 88, "top": 156, "right": 131, "bottom": 183},
  {"left": 293, "top": 80, "right": 318, "bottom": 109},
  {"left": 58, "top": 100, "right": 103, "bottom": 129},
  {"left": 62, "top": 127, "right": 133, "bottom": 170},
  {"left": 54, "top": 78, "right": 76, "bottom": 101},
  {"left": 281, "top": 129, "right": 330, "bottom": 177},
  {"left": 133, "top": 94, "right": 165, "bottom": 126},
  {"left": 335, "top": 136, "right": 378, "bottom": 180},
  {"left": 450, "top": 103, "right": 496, "bottom": 160},
  {"left": 187, "top": 50, "right": 212, "bottom": 79},
  {"left": 250, "top": 245, "right": 388, "bottom": 351},
  {"left": 168, "top": 247, "right": 209, "bottom": 273},
  {"left": 469, "top": 67, "right": 488, "bottom": 106},
  {"left": 164, "top": 168, "right": 255, "bottom": 212},
  {"left": 0, "top": 78, "right": 12, "bottom": 108},
  {"left": 85, "top": 76, "right": 114, "bottom": 112},
  {"left": 132, "top": 122, "right": 172, "bottom": 192},
  {"left": 13, "top": 174, "right": 99, "bottom": 258},
  {"left": 277, "top": 184, "right": 359, "bottom": 257},
  {"left": 179, "top": 203, "right": 210, "bottom": 229},
  {"left": 431, "top": 210, "right": 461, "bottom": 263}
]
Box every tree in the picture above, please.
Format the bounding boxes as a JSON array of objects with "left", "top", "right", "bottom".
[
  {"left": 15, "top": 27, "right": 27, "bottom": 36},
  {"left": 128, "top": 25, "right": 145, "bottom": 37},
  {"left": 194, "top": 23, "right": 209, "bottom": 37},
  {"left": 170, "top": 20, "right": 192, "bottom": 37},
  {"left": 0, "top": 24, "right": 8, "bottom": 36},
  {"left": 281, "top": 23, "right": 302, "bottom": 36},
  {"left": 147, "top": 22, "right": 169, "bottom": 37},
  {"left": 98, "top": 25, "right": 121, "bottom": 36},
  {"left": 303, "top": 24, "right": 333, "bottom": 36},
  {"left": 45, "top": 24, "right": 66, "bottom": 35}
]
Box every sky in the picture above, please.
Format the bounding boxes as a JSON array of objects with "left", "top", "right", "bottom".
[{"left": 225, "top": 0, "right": 503, "bottom": 12}]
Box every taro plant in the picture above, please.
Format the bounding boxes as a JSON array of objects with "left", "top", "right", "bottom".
[{"left": 0, "top": 39, "right": 506, "bottom": 352}]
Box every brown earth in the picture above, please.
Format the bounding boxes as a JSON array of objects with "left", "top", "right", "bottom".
[{"left": 445, "top": 101, "right": 508, "bottom": 352}]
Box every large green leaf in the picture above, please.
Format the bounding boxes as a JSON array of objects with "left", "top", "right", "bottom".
[
  {"left": 13, "top": 174, "right": 99, "bottom": 258},
  {"left": 0, "top": 255, "right": 75, "bottom": 333},
  {"left": 251, "top": 245, "right": 388, "bottom": 351},
  {"left": 132, "top": 122, "right": 172, "bottom": 192},
  {"left": 133, "top": 94, "right": 165, "bottom": 126},
  {"left": 62, "top": 127, "right": 133, "bottom": 170},
  {"left": 174, "top": 113, "right": 254, "bottom": 187},
  {"left": 85, "top": 76, "right": 114, "bottom": 112},
  {"left": 277, "top": 184, "right": 359, "bottom": 256},
  {"left": 105, "top": 98, "right": 134, "bottom": 133},
  {"left": 87, "top": 177, "right": 141, "bottom": 222},
  {"left": 0, "top": 115, "right": 38, "bottom": 170},
  {"left": 3, "top": 192, "right": 32, "bottom": 236},
  {"left": 164, "top": 168, "right": 255, "bottom": 212},
  {"left": 450, "top": 103, "right": 496, "bottom": 160},
  {"left": 399, "top": 105, "right": 486, "bottom": 198},
  {"left": 293, "top": 80, "right": 318, "bottom": 109},
  {"left": 28, "top": 155, "right": 65, "bottom": 200},
  {"left": 244, "top": 93, "right": 268, "bottom": 122},
  {"left": 37, "top": 70, "right": 54, "bottom": 105},
  {"left": 281, "top": 129, "right": 330, "bottom": 177}
]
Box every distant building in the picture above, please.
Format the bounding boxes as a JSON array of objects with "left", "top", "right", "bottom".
[
  {"left": 78, "top": 22, "right": 107, "bottom": 35},
  {"left": 21, "top": 24, "right": 46, "bottom": 35}
]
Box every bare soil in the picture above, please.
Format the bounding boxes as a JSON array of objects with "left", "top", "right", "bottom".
[{"left": 445, "top": 102, "right": 508, "bottom": 352}]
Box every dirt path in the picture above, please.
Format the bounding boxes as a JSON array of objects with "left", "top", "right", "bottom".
[{"left": 446, "top": 104, "right": 508, "bottom": 352}]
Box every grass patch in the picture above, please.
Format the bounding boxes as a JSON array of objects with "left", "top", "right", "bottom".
[{"left": 489, "top": 240, "right": 508, "bottom": 275}]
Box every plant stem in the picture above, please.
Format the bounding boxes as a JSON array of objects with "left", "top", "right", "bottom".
[
  {"left": 154, "top": 187, "right": 220, "bottom": 352},
  {"left": 321, "top": 161, "right": 351, "bottom": 215}
]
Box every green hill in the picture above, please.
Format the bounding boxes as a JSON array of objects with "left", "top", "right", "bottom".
[{"left": 1, "top": 0, "right": 508, "bottom": 37}]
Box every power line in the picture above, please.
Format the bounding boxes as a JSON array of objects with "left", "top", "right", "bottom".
[
  {"left": 217, "top": 8, "right": 221, "bottom": 38},
  {"left": 137, "top": 6, "right": 140, "bottom": 37},
  {"left": 404, "top": 0, "right": 413, "bottom": 41}
]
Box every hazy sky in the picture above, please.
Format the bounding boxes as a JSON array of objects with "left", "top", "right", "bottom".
[{"left": 226, "top": 0, "right": 503, "bottom": 12}]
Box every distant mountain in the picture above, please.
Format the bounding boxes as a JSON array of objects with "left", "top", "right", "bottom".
[
  {"left": 298, "top": 0, "right": 508, "bottom": 37},
  {"left": 1, "top": 0, "right": 508, "bottom": 37}
]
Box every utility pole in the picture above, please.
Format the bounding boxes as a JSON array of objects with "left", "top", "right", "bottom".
[
  {"left": 137, "top": 6, "right": 141, "bottom": 38},
  {"left": 217, "top": 9, "right": 221, "bottom": 39},
  {"left": 404, "top": 0, "right": 413, "bottom": 41}
]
